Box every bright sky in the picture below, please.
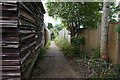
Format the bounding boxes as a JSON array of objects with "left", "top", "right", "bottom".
[
  {"left": 42, "top": 0, "right": 61, "bottom": 26},
  {"left": 42, "top": 0, "right": 120, "bottom": 27}
]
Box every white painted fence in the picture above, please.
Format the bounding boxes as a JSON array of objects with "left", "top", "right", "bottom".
[{"left": 59, "top": 28, "right": 71, "bottom": 42}]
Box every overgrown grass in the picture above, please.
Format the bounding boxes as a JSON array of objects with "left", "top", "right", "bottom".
[
  {"left": 55, "top": 36, "right": 120, "bottom": 78},
  {"left": 44, "top": 40, "right": 51, "bottom": 50},
  {"left": 33, "top": 40, "right": 51, "bottom": 67},
  {"left": 55, "top": 36, "right": 85, "bottom": 58},
  {"left": 54, "top": 37, "right": 71, "bottom": 51},
  {"left": 55, "top": 37, "right": 74, "bottom": 58}
]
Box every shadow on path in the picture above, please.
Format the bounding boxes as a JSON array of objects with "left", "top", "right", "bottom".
[{"left": 31, "top": 41, "right": 79, "bottom": 78}]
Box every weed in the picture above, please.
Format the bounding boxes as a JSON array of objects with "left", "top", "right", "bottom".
[
  {"left": 91, "top": 48, "right": 100, "bottom": 58},
  {"left": 85, "top": 59, "right": 120, "bottom": 78},
  {"left": 33, "top": 40, "right": 51, "bottom": 68},
  {"left": 55, "top": 36, "right": 85, "bottom": 58}
]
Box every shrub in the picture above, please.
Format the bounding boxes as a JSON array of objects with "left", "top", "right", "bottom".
[
  {"left": 71, "top": 35, "right": 85, "bottom": 58},
  {"left": 91, "top": 48, "right": 100, "bottom": 58},
  {"left": 72, "top": 34, "right": 85, "bottom": 47},
  {"left": 55, "top": 36, "right": 85, "bottom": 58},
  {"left": 55, "top": 37, "right": 75, "bottom": 58}
]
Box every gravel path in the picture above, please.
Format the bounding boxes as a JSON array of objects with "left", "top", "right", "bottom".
[{"left": 31, "top": 41, "right": 79, "bottom": 78}]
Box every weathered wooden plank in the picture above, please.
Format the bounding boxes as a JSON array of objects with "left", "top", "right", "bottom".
[
  {"left": 2, "top": 60, "right": 20, "bottom": 66},
  {"left": 1, "top": 66, "right": 20, "bottom": 71},
  {"left": 1, "top": 37, "right": 19, "bottom": 42},
  {"left": 20, "top": 44, "right": 36, "bottom": 58},
  {"left": 2, "top": 48, "right": 19, "bottom": 53},
  {"left": 21, "top": 34, "right": 35, "bottom": 41},
  {"left": 20, "top": 41, "right": 36, "bottom": 52},
  {"left": 1, "top": 1, "right": 46, "bottom": 79}
]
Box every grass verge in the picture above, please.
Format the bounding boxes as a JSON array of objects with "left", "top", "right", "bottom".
[
  {"left": 32, "top": 40, "right": 51, "bottom": 68},
  {"left": 54, "top": 37, "right": 76, "bottom": 58}
]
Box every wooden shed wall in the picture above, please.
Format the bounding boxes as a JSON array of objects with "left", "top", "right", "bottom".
[
  {"left": 19, "top": 2, "right": 45, "bottom": 78},
  {"left": 1, "top": 1, "right": 45, "bottom": 79},
  {"left": 1, "top": 2, "right": 21, "bottom": 78}
]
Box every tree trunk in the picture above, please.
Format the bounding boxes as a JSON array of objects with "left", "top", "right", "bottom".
[
  {"left": 71, "top": 29, "right": 76, "bottom": 44},
  {"left": 100, "top": 1, "right": 109, "bottom": 61}
]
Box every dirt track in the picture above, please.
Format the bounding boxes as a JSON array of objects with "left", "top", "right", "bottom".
[{"left": 31, "top": 41, "right": 79, "bottom": 78}]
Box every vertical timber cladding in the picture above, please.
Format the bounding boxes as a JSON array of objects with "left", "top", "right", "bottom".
[
  {"left": 19, "top": 2, "right": 45, "bottom": 78},
  {"left": 1, "top": 1, "right": 21, "bottom": 78},
  {"left": 118, "top": 20, "right": 120, "bottom": 65}
]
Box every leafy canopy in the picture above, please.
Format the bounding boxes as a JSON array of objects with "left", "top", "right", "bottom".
[
  {"left": 47, "top": 23, "right": 53, "bottom": 29},
  {"left": 55, "top": 24, "right": 63, "bottom": 31},
  {"left": 46, "top": 2, "right": 102, "bottom": 30}
]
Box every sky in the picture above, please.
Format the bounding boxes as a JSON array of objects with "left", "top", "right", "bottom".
[
  {"left": 42, "top": 0, "right": 120, "bottom": 27},
  {"left": 42, "top": 0, "right": 61, "bottom": 27}
]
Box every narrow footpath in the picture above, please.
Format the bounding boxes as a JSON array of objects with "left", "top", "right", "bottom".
[{"left": 31, "top": 41, "right": 79, "bottom": 78}]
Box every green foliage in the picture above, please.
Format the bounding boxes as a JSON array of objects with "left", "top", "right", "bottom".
[
  {"left": 47, "top": 23, "right": 57, "bottom": 40},
  {"left": 44, "top": 40, "right": 51, "bottom": 50},
  {"left": 115, "top": 21, "right": 120, "bottom": 41},
  {"left": 50, "top": 28, "right": 58, "bottom": 40},
  {"left": 91, "top": 48, "right": 100, "bottom": 58},
  {"left": 46, "top": 2, "right": 102, "bottom": 37},
  {"left": 47, "top": 23, "right": 53, "bottom": 29},
  {"left": 49, "top": 23, "right": 63, "bottom": 40},
  {"left": 55, "top": 24, "right": 63, "bottom": 31},
  {"left": 33, "top": 40, "right": 51, "bottom": 68},
  {"left": 72, "top": 34, "right": 85, "bottom": 47},
  {"left": 55, "top": 37, "right": 75, "bottom": 58},
  {"left": 108, "top": 2, "right": 118, "bottom": 22},
  {"left": 55, "top": 37, "right": 71, "bottom": 51},
  {"left": 71, "top": 35, "right": 85, "bottom": 58},
  {"left": 55, "top": 36, "right": 85, "bottom": 58},
  {"left": 70, "top": 46, "right": 85, "bottom": 58},
  {"left": 85, "top": 59, "right": 120, "bottom": 78}
]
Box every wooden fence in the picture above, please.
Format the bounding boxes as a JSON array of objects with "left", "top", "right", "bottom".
[
  {"left": 78, "top": 23, "right": 118, "bottom": 64},
  {"left": 1, "top": 1, "right": 46, "bottom": 79},
  {"left": 118, "top": 20, "right": 120, "bottom": 65}
]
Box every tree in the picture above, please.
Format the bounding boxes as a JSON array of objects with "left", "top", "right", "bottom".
[
  {"left": 55, "top": 24, "right": 63, "bottom": 31},
  {"left": 109, "top": 2, "right": 118, "bottom": 22},
  {"left": 46, "top": 2, "right": 102, "bottom": 43},
  {"left": 47, "top": 23, "right": 53, "bottom": 29},
  {"left": 100, "top": 1, "right": 110, "bottom": 61}
]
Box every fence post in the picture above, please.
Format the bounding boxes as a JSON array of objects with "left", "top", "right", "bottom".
[
  {"left": 87, "top": 29, "right": 89, "bottom": 53},
  {"left": 118, "top": 20, "right": 120, "bottom": 64},
  {"left": 95, "top": 22, "right": 99, "bottom": 50}
]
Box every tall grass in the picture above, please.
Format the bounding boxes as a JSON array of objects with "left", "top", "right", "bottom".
[
  {"left": 55, "top": 37, "right": 71, "bottom": 50},
  {"left": 55, "top": 36, "right": 86, "bottom": 58},
  {"left": 54, "top": 37, "right": 76, "bottom": 58},
  {"left": 44, "top": 40, "right": 51, "bottom": 50},
  {"left": 33, "top": 40, "right": 51, "bottom": 67}
]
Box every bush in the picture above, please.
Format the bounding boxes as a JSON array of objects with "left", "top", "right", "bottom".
[
  {"left": 55, "top": 36, "right": 85, "bottom": 58},
  {"left": 72, "top": 34, "right": 85, "bottom": 47},
  {"left": 91, "top": 48, "right": 100, "bottom": 58},
  {"left": 55, "top": 37, "right": 75, "bottom": 58},
  {"left": 71, "top": 35, "right": 85, "bottom": 58}
]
